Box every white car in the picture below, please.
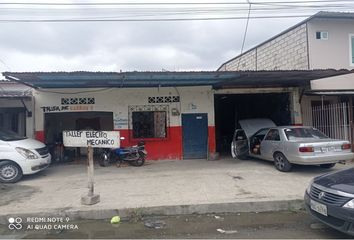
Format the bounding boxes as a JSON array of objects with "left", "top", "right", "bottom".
[{"left": 0, "top": 129, "right": 51, "bottom": 183}]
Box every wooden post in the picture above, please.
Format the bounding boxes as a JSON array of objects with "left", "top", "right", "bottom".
[
  {"left": 62, "top": 130, "right": 120, "bottom": 205},
  {"left": 81, "top": 145, "right": 100, "bottom": 205},
  {"left": 88, "top": 146, "right": 94, "bottom": 196}
]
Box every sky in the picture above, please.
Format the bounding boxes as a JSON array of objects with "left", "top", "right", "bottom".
[{"left": 0, "top": 0, "right": 353, "bottom": 73}]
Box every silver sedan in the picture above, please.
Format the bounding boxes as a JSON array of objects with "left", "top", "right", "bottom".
[{"left": 231, "top": 122, "right": 354, "bottom": 172}]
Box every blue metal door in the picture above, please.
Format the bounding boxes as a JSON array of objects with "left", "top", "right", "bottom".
[{"left": 182, "top": 113, "right": 208, "bottom": 159}]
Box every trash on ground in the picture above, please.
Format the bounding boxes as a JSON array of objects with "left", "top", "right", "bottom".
[
  {"left": 216, "top": 228, "right": 238, "bottom": 234},
  {"left": 144, "top": 219, "right": 166, "bottom": 229},
  {"left": 110, "top": 216, "right": 121, "bottom": 224},
  {"left": 214, "top": 215, "right": 224, "bottom": 220},
  {"left": 233, "top": 176, "right": 243, "bottom": 180},
  {"left": 310, "top": 222, "right": 327, "bottom": 230}
]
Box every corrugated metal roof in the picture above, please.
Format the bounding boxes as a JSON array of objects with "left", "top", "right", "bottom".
[
  {"left": 3, "top": 70, "right": 353, "bottom": 89},
  {"left": 0, "top": 91, "right": 32, "bottom": 98},
  {"left": 306, "top": 90, "right": 354, "bottom": 95},
  {"left": 0, "top": 81, "right": 33, "bottom": 98}
]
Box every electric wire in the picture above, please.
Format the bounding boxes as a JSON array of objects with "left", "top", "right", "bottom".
[
  {"left": 0, "top": 0, "right": 353, "bottom": 23},
  {"left": 237, "top": 1, "right": 252, "bottom": 70},
  {"left": 0, "top": 15, "right": 315, "bottom": 22},
  {"left": 0, "top": 0, "right": 353, "bottom": 5}
]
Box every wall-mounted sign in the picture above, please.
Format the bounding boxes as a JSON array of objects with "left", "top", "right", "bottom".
[
  {"left": 63, "top": 130, "right": 120, "bottom": 148},
  {"left": 113, "top": 113, "right": 128, "bottom": 129},
  {"left": 41, "top": 105, "right": 94, "bottom": 113}
]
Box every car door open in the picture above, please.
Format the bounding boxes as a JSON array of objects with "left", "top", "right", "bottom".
[{"left": 231, "top": 129, "right": 249, "bottom": 159}]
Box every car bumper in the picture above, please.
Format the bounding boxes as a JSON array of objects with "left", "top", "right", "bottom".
[
  {"left": 289, "top": 152, "right": 354, "bottom": 165},
  {"left": 21, "top": 154, "right": 51, "bottom": 175},
  {"left": 304, "top": 191, "right": 354, "bottom": 236}
]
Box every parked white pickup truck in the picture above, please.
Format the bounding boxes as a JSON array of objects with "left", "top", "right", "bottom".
[{"left": 0, "top": 129, "right": 51, "bottom": 183}]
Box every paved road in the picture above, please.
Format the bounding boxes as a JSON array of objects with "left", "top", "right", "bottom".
[
  {"left": 2, "top": 158, "right": 351, "bottom": 221},
  {"left": 0, "top": 210, "right": 351, "bottom": 239}
]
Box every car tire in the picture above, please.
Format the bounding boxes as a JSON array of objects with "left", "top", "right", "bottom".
[
  {"left": 99, "top": 152, "right": 111, "bottom": 167},
  {"left": 0, "top": 161, "right": 23, "bottom": 183},
  {"left": 237, "top": 155, "right": 249, "bottom": 160},
  {"left": 273, "top": 152, "right": 292, "bottom": 172},
  {"left": 320, "top": 163, "right": 336, "bottom": 169}
]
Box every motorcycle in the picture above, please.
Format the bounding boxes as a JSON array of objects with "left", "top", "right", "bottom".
[{"left": 98, "top": 138, "right": 147, "bottom": 167}]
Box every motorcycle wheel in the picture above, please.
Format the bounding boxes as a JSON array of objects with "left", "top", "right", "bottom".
[
  {"left": 99, "top": 152, "right": 111, "bottom": 167},
  {"left": 131, "top": 156, "right": 145, "bottom": 167}
]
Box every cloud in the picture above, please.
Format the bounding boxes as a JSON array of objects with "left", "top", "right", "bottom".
[{"left": 0, "top": 3, "right": 309, "bottom": 72}]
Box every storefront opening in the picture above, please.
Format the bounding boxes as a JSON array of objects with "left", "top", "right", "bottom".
[
  {"left": 44, "top": 111, "right": 113, "bottom": 161},
  {"left": 214, "top": 93, "right": 291, "bottom": 154}
]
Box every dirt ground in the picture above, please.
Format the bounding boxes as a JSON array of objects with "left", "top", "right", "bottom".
[{"left": 0, "top": 211, "right": 351, "bottom": 239}]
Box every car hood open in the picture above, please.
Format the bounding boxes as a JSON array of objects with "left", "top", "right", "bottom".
[
  {"left": 239, "top": 118, "right": 276, "bottom": 138},
  {"left": 314, "top": 167, "right": 354, "bottom": 194}
]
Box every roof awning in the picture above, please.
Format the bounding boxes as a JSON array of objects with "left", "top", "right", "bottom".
[
  {"left": 3, "top": 70, "right": 353, "bottom": 89},
  {"left": 305, "top": 90, "right": 354, "bottom": 96}
]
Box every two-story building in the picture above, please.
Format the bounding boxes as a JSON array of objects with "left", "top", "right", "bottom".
[
  {"left": 218, "top": 11, "right": 354, "bottom": 72},
  {"left": 218, "top": 11, "right": 354, "bottom": 145}
]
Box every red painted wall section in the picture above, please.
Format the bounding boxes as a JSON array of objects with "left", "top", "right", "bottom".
[
  {"left": 36, "top": 126, "right": 214, "bottom": 160},
  {"left": 35, "top": 131, "right": 45, "bottom": 143},
  {"left": 208, "top": 126, "right": 216, "bottom": 153},
  {"left": 115, "top": 126, "right": 183, "bottom": 160}
]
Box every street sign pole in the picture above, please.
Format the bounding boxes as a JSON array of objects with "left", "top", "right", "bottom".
[
  {"left": 62, "top": 130, "right": 120, "bottom": 206},
  {"left": 81, "top": 145, "right": 100, "bottom": 205}
]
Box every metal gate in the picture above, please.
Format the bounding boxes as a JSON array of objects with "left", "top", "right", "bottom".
[{"left": 302, "top": 102, "right": 353, "bottom": 142}]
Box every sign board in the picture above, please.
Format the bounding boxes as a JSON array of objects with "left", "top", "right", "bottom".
[{"left": 63, "top": 130, "right": 120, "bottom": 148}]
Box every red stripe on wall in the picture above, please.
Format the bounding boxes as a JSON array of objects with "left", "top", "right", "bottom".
[
  {"left": 115, "top": 126, "right": 216, "bottom": 160},
  {"left": 115, "top": 126, "right": 183, "bottom": 160},
  {"left": 36, "top": 125, "right": 215, "bottom": 160},
  {"left": 35, "top": 131, "right": 45, "bottom": 143},
  {"left": 208, "top": 126, "right": 216, "bottom": 153}
]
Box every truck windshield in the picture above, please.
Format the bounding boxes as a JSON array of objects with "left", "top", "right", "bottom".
[
  {"left": 284, "top": 128, "right": 329, "bottom": 140},
  {"left": 0, "top": 129, "right": 27, "bottom": 141}
]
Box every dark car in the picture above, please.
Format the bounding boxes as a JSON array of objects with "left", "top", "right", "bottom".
[{"left": 304, "top": 167, "right": 354, "bottom": 236}]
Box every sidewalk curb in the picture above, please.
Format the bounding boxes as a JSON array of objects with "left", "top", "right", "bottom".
[{"left": 0, "top": 199, "right": 304, "bottom": 224}]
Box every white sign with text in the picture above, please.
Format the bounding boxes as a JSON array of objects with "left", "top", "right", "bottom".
[{"left": 63, "top": 130, "right": 120, "bottom": 148}]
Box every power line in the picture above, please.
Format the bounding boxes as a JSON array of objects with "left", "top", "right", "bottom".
[
  {"left": 0, "top": 0, "right": 353, "bottom": 5},
  {"left": 0, "top": 1, "right": 352, "bottom": 23},
  {"left": 237, "top": 1, "right": 252, "bottom": 70},
  {"left": 0, "top": 14, "right": 313, "bottom": 23},
  {"left": 2, "top": 3, "right": 354, "bottom": 11}
]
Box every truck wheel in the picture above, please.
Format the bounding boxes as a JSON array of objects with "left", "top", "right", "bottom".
[
  {"left": 0, "top": 161, "right": 23, "bottom": 183},
  {"left": 273, "top": 153, "right": 292, "bottom": 172},
  {"left": 320, "top": 163, "right": 336, "bottom": 169}
]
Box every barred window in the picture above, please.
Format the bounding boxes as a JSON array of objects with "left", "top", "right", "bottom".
[{"left": 132, "top": 111, "right": 167, "bottom": 139}]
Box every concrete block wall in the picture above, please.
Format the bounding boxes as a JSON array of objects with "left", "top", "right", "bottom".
[
  {"left": 222, "top": 49, "right": 257, "bottom": 71},
  {"left": 220, "top": 23, "right": 309, "bottom": 71}
]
